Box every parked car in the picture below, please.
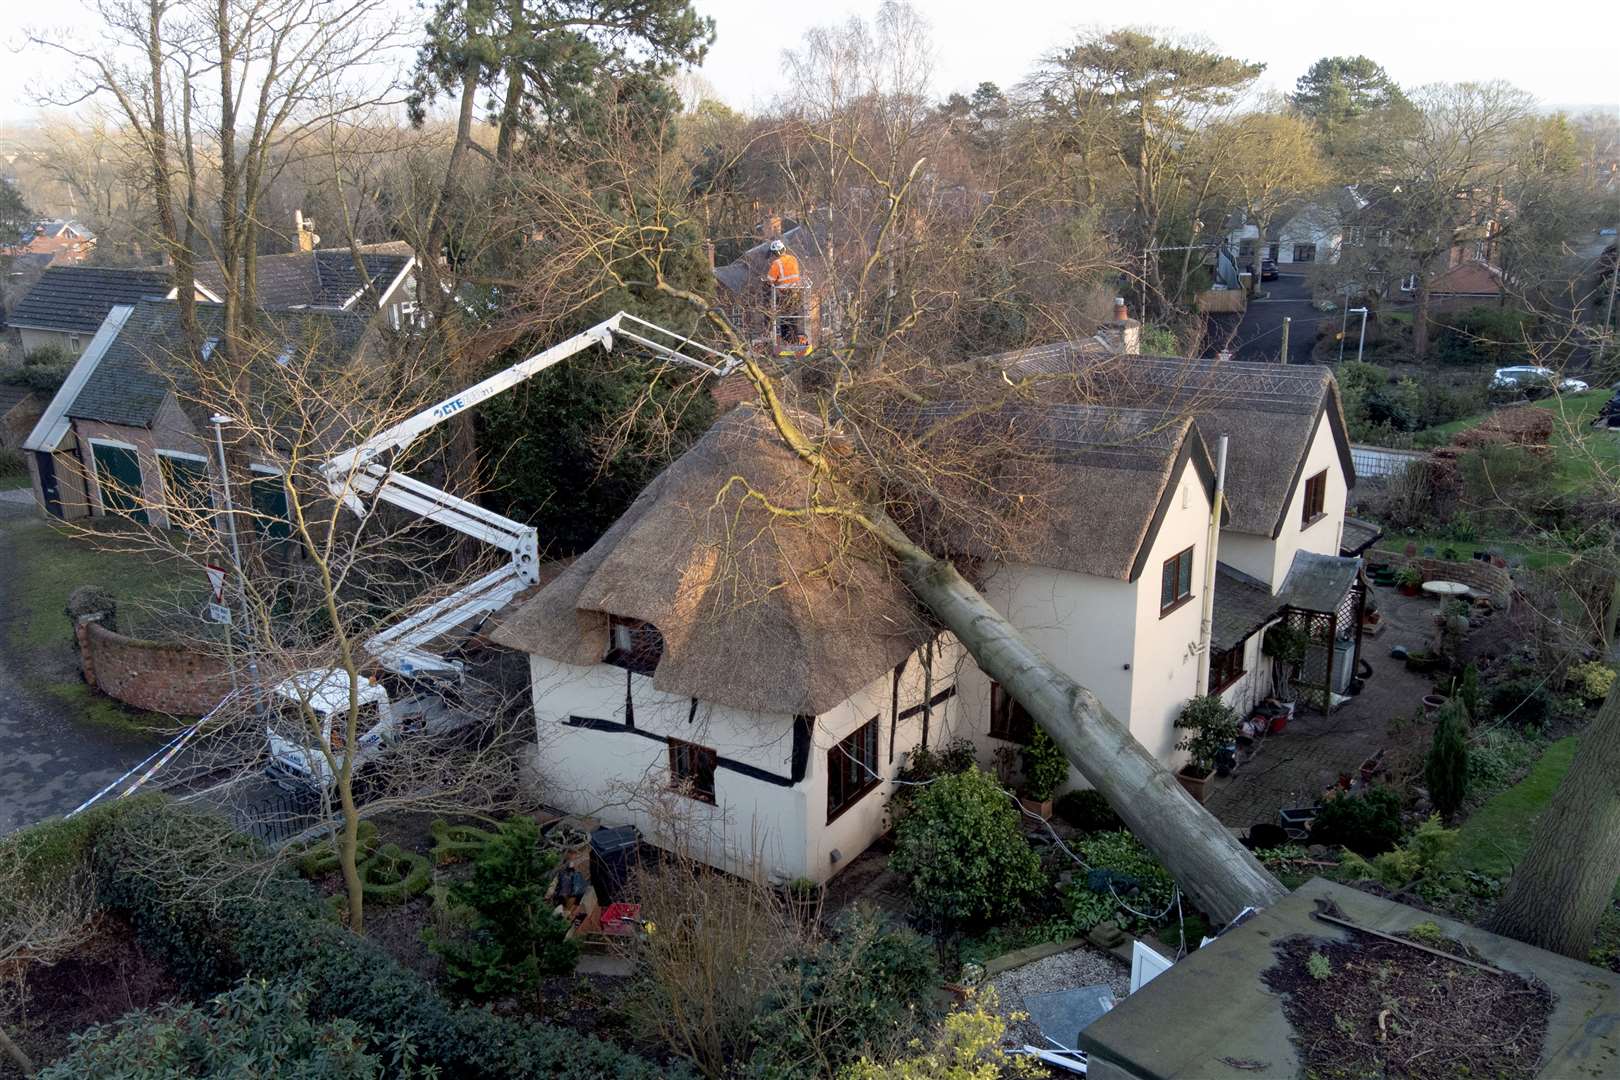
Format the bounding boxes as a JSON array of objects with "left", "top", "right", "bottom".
[
  {"left": 1259, "top": 258, "right": 1279, "bottom": 281},
  {"left": 1488, "top": 366, "right": 1588, "bottom": 400},
  {"left": 1593, "top": 388, "right": 1620, "bottom": 429}
]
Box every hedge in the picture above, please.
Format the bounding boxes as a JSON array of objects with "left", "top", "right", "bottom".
[{"left": 90, "top": 798, "right": 675, "bottom": 1080}]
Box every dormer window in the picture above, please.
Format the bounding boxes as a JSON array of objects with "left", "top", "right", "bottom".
[{"left": 606, "top": 615, "right": 664, "bottom": 676}]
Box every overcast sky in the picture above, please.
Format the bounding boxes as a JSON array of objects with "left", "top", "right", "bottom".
[{"left": 4, "top": 0, "right": 1616, "bottom": 126}]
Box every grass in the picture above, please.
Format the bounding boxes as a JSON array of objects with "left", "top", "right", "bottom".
[
  {"left": 1449, "top": 735, "right": 1578, "bottom": 880},
  {"left": 1372, "top": 532, "right": 1570, "bottom": 571},
  {"left": 1411, "top": 389, "right": 1619, "bottom": 492},
  {"left": 3, "top": 513, "right": 193, "bottom": 652}
]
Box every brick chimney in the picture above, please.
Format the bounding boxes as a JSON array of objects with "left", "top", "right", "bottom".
[{"left": 1100, "top": 296, "right": 1142, "bottom": 355}]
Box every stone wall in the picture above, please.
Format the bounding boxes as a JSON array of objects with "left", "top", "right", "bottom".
[{"left": 74, "top": 617, "right": 231, "bottom": 716}]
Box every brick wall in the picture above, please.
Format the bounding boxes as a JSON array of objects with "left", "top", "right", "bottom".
[
  {"left": 74, "top": 617, "right": 232, "bottom": 716},
  {"left": 1367, "top": 552, "right": 1513, "bottom": 608}
]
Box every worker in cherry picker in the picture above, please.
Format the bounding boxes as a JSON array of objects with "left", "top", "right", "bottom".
[{"left": 765, "top": 238, "right": 807, "bottom": 347}]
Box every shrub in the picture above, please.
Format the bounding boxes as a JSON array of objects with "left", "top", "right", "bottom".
[
  {"left": 92, "top": 798, "right": 668, "bottom": 1079},
  {"left": 1424, "top": 702, "right": 1470, "bottom": 820},
  {"left": 898, "top": 738, "right": 977, "bottom": 783},
  {"left": 1054, "top": 789, "right": 1123, "bottom": 834},
  {"left": 1337, "top": 815, "right": 1457, "bottom": 889},
  {"left": 1466, "top": 728, "right": 1540, "bottom": 793},
  {"left": 38, "top": 978, "right": 425, "bottom": 1078},
  {"left": 749, "top": 905, "right": 942, "bottom": 1077},
  {"left": 1173, "top": 695, "right": 1240, "bottom": 776},
  {"left": 1060, "top": 830, "right": 1177, "bottom": 934},
  {"left": 294, "top": 820, "right": 379, "bottom": 876},
  {"left": 842, "top": 990, "right": 1035, "bottom": 1080},
  {"left": 1568, "top": 661, "right": 1617, "bottom": 704},
  {"left": 890, "top": 766, "right": 1043, "bottom": 926},
  {"left": 1308, "top": 786, "right": 1405, "bottom": 857},
  {"left": 1486, "top": 676, "right": 1554, "bottom": 730},
  {"left": 425, "top": 817, "right": 577, "bottom": 1001},
  {"left": 1019, "top": 725, "right": 1068, "bottom": 801},
  {"left": 1456, "top": 664, "right": 1482, "bottom": 722},
  {"left": 0, "top": 447, "right": 25, "bottom": 482}
]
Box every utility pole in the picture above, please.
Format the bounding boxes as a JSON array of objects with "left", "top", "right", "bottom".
[
  {"left": 1351, "top": 307, "right": 1369, "bottom": 363},
  {"left": 1338, "top": 286, "right": 1353, "bottom": 362},
  {"left": 211, "top": 414, "right": 263, "bottom": 716},
  {"left": 1280, "top": 316, "right": 1291, "bottom": 364}
]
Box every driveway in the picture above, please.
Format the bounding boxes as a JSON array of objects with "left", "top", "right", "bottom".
[
  {"left": 1223, "top": 273, "right": 1329, "bottom": 366},
  {"left": 0, "top": 500, "right": 161, "bottom": 832}
]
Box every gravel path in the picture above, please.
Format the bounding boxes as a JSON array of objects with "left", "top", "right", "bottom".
[{"left": 986, "top": 943, "right": 1131, "bottom": 1050}]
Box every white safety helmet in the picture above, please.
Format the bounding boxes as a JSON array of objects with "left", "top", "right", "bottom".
[{"left": 769, "top": 239, "right": 785, "bottom": 253}]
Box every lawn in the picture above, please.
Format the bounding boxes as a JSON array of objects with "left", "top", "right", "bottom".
[
  {"left": 2, "top": 512, "right": 198, "bottom": 652},
  {"left": 1372, "top": 532, "right": 1570, "bottom": 571},
  {"left": 1449, "top": 735, "right": 1577, "bottom": 880},
  {"left": 1413, "top": 389, "right": 1619, "bottom": 491}
]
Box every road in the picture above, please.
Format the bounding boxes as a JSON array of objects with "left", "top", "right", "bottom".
[
  {"left": 1219, "top": 272, "right": 1333, "bottom": 366},
  {"left": 0, "top": 497, "right": 161, "bottom": 832}
]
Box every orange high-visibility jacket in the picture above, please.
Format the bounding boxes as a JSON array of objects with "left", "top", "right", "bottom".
[{"left": 767, "top": 252, "right": 801, "bottom": 287}]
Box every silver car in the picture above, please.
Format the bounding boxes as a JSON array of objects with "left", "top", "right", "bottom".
[{"left": 1489, "top": 366, "right": 1588, "bottom": 398}]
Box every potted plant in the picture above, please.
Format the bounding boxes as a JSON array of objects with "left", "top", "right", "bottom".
[
  {"left": 1174, "top": 694, "right": 1241, "bottom": 803},
  {"left": 1396, "top": 565, "right": 1424, "bottom": 596},
  {"left": 1017, "top": 726, "right": 1067, "bottom": 820}
]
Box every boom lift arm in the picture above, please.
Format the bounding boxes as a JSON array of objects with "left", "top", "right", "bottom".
[{"left": 319, "top": 312, "right": 739, "bottom": 675}]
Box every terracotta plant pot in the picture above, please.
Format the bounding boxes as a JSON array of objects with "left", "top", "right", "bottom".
[
  {"left": 1176, "top": 766, "right": 1211, "bottom": 803},
  {"left": 1017, "top": 795, "right": 1054, "bottom": 821},
  {"left": 1422, "top": 693, "right": 1449, "bottom": 716},
  {"left": 1398, "top": 584, "right": 1420, "bottom": 597}
]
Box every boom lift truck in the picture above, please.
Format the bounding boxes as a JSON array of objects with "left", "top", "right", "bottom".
[{"left": 264, "top": 312, "right": 742, "bottom": 787}]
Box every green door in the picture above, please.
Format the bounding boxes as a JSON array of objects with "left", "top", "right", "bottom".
[
  {"left": 159, "top": 454, "right": 211, "bottom": 528},
  {"left": 91, "top": 442, "right": 149, "bottom": 524},
  {"left": 249, "top": 472, "right": 292, "bottom": 542}
]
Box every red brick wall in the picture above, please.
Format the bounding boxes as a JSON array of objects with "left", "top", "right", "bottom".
[{"left": 75, "top": 618, "right": 232, "bottom": 716}]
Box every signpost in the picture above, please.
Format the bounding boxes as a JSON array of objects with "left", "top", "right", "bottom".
[{"left": 207, "top": 602, "right": 233, "bottom": 624}]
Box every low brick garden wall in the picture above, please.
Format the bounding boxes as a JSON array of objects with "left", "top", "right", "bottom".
[
  {"left": 1367, "top": 552, "right": 1513, "bottom": 608},
  {"left": 74, "top": 617, "right": 232, "bottom": 716}
]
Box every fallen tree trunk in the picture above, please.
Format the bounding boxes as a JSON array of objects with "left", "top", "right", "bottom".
[{"left": 883, "top": 522, "right": 1289, "bottom": 925}]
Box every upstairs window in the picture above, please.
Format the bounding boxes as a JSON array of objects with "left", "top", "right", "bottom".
[
  {"left": 668, "top": 738, "right": 717, "bottom": 803},
  {"left": 1161, "top": 546, "right": 1195, "bottom": 616},
  {"left": 1302, "top": 470, "right": 1328, "bottom": 527},
  {"left": 606, "top": 615, "right": 664, "bottom": 676},
  {"left": 989, "top": 682, "right": 1035, "bottom": 744}
]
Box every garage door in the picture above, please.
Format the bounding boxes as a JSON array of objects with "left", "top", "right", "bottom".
[{"left": 91, "top": 442, "right": 149, "bottom": 525}]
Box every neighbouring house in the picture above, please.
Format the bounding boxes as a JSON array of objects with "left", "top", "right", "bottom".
[
  {"left": 1224, "top": 189, "right": 1362, "bottom": 269},
  {"left": 5, "top": 219, "right": 97, "bottom": 267},
  {"left": 1422, "top": 259, "right": 1505, "bottom": 310},
  {"left": 494, "top": 320, "right": 1363, "bottom": 884},
  {"left": 194, "top": 241, "right": 420, "bottom": 330},
  {"left": 0, "top": 383, "right": 43, "bottom": 449},
  {"left": 21, "top": 299, "right": 368, "bottom": 526},
  {"left": 5, "top": 265, "right": 218, "bottom": 357}
]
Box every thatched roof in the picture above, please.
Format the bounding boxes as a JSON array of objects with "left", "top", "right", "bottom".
[
  {"left": 492, "top": 405, "right": 929, "bottom": 716},
  {"left": 894, "top": 400, "right": 1217, "bottom": 581},
  {"left": 984, "top": 345, "right": 1354, "bottom": 539}
]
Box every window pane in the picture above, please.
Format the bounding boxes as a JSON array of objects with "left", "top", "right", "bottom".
[
  {"left": 1179, "top": 552, "right": 1193, "bottom": 596},
  {"left": 1162, "top": 562, "right": 1175, "bottom": 608}
]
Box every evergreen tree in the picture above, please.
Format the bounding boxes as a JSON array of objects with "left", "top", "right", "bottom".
[
  {"left": 1290, "top": 56, "right": 1412, "bottom": 164},
  {"left": 1425, "top": 701, "right": 1469, "bottom": 820}
]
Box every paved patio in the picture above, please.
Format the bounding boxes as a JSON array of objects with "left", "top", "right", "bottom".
[{"left": 1205, "top": 582, "right": 1445, "bottom": 833}]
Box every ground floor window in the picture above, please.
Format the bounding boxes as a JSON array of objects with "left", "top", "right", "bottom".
[
  {"left": 157, "top": 451, "right": 211, "bottom": 527},
  {"left": 1210, "top": 644, "right": 1246, "bottom": 694},
  {"left": 89, "top": 440, "right": 148, "bottom": 525},
  {"left": 1292, "top": 243, "right": 1317, "bottom": 263},
  {"left": 989, "top": 682, "right": 1034, "bottom": 743},
  {"left": 828, "top": 716, "right": 880, "bottom": 822},
  {"left": 668, "top": 738, "right": 717, "bottom": 803}
]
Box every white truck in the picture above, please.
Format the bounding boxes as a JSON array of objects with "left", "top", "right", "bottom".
[{"left": 264, "top": 312, "right": 739, "bottom": 785}]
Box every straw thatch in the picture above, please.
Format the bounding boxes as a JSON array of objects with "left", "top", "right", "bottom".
[{"left": 492, "top": 404, "right": 929, "bottom": 716}]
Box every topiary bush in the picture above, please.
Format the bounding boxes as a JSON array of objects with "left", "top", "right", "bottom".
[
  {"left": 889, "top": 766, "right": 1043, "bottom": 926},
  {"left": 294, "top": 820, "right": 379, "bottom": 877},
  {"left": 429, "top": 818, "right": 501, "bottom": 865},
  {"left": 1055, "top": 789, "right": 1123, "bottom": 834},
  {"left": 360, "top": 842, "right": 432, "bottom": 905},
  {"left": 1019, "top": 725, "right": 1068, "bottom": 802},
  {"left": 1308, "top": 786, "right": 1406, "bottom": 857},
  {"left": 1424, "top": 702, "right": 1469, "bottom": 820},
  {"left": 424, "top": 816, "right": 577, "bottom": 1001},
  {"left": 1568, "top": 661, "right": 1617, "bottom": 704}
]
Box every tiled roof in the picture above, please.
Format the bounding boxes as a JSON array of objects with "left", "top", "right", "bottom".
[
  {"left": 1212, "top": 562, "right": 1279, "bottom": 650},
  {"left": 63, "top": 300, "right": 369, "bottom": 429},
  {"left": 1340, "top": 516, "right": 1383, "bottom": 557},
  {"left": 194, "top": 243, "right": 414, "bottom": 311},
  {"left": 1277, "top": 551, "right": 1361, "bottom": 614},
  {"left": 8, "top": 266, "right": 173, "bottom": 334},
  {"left": 1428, "top": 260, "right": 1502, "bottom": 296},
  {"left": 0, "top": 383, "right": 38, "bottom": 415}
]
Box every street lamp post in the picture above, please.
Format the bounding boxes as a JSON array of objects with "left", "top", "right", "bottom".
[
  {"left": 210, "top": 415, "right": 263, "bottom": 712},
  {"left": 1350, "top": 307, "right": 1369, "bottom": 363}
]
